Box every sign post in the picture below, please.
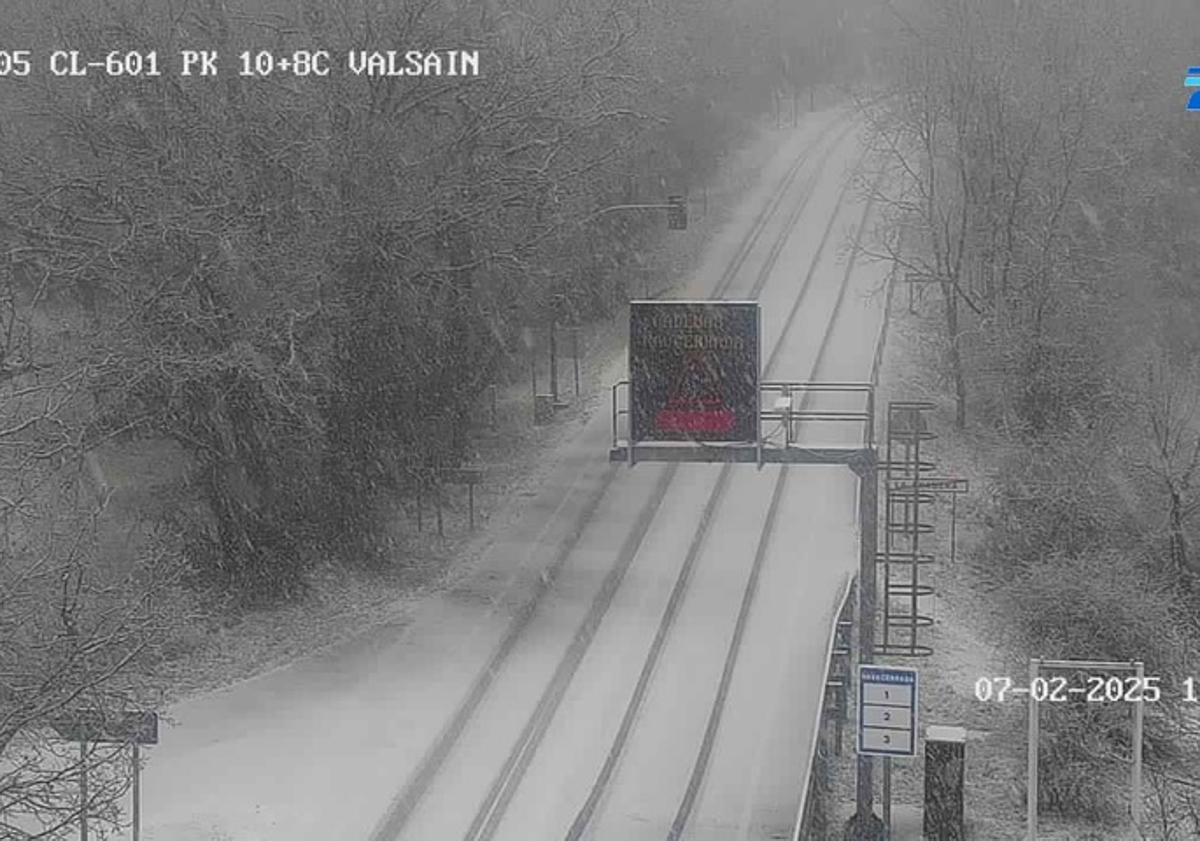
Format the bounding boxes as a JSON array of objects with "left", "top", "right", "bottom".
[
  {"left": 441, "top": 466, "right": 485, "bottom": 531},
  {"left": 858, "top": 666, "right": 918, "bottom": 840},
  {"left": 886, "top": 476, "right": 969, "bottom": 563},
  {"left": 132, "top": 743, "right": 141, "bottom": 841},
  {"left": 50, "top": 710, "right": 158, "bottom": 841},
  {"left": 79, "top": 740, "right": 88, "bottom": 841},
  {"left": 1026, "top": 659, "right": 1145, "bottom": 840},
  {"left": 549, "top": 321, "right": 559, "bottom": 403}
]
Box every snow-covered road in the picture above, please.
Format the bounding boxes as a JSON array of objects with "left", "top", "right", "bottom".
[{"left": 127, "top": 107, "right": 892, "bottom": 841}]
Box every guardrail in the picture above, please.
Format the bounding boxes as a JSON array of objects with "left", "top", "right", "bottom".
[
  {"left": 792, "top": 574, "right": 855, "bottom": 841},
  {"left": 789, "top": 252, "right": 902, "bottom": 841}
]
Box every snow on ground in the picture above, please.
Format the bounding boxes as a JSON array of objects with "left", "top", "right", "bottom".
[{"left": 103, "top": 101, "right": 883, "bottom": 841}]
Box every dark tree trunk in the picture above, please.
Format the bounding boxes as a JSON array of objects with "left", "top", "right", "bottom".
[{"left": 943, "top": 279, "right": 967, "bottom": 429}]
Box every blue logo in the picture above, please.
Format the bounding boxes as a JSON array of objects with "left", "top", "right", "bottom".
[{"left": 1187, "top": 67, "right": 1200, "bottom": 110}]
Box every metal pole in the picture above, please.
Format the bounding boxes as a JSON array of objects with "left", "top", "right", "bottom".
[
  {"left": 612, "top": 384, "right": 618, "bottom": 450},
  {"left": 882, "top": 411, "right": 894, "bottom": 654},
  {"left": 435, "top": 478, "right": 444, "bottom": 538},
  {"left": 549, "top": 321, "right": 558, "bottom": 402},
  {"left": 882, "top": 757, "right": 892, "bottom": 840},
  {"left": 756, "top": 308, "right": 763, "bottom": 470},
  {"left": 573, "top": 329, "right": 580, "bottom": 397},
  {"left": 79, "top": 741, "right": 88, "bottom": 841},
  {"left": 1027, "top": 658, "right": 1040, "bottom": 841},
  {"left": 950, "top": 493, "right": 958, "bottom": 564},
  {"left": 530, "top": 345, "right": 537, "bottom": 398},
  {"left": 468, "top": 482, "right": 475, "bottom": 531},
  {"left": 783, "top": 386, "right": 791, "bottom": 447},
  {"left": 1132, "top": 661, "right": 1144, "bottom": 829},
  {"left": 854, "top": 452, "right": 880, "bottom": 834},
  {"left": 835, "top": 682, "right": 845, "bottom": 755},
  {"left": 907, "top": 417, "right": 916, "bottom": 652},
  {"left": 132, "top": 744, "right": 141, "bottom": 841},
  {"left": 490, "top": 384, "right": 497, "bottom": 430}
]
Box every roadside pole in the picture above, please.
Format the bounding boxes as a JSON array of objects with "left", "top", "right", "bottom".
[
  {"left": 882, "top": 757, "right": 892, "bottom": 839},
  {"left": 132, "top": 743, "right": 141, "bottom": 841},
  {"left": 1133, "top": 661, "right": 1144, "bottom": 827},
  {"left": 79, "top": 741, "right": 88, "bottom": 841},
  {"left": 549, "top": 321, "right": 559, "bottom": 403},
  {"left": 572, "top": 328, "right": 580, "bottom": 397},
  {"left": 853, "top": 451, "right": 883, "bottom": 839}
]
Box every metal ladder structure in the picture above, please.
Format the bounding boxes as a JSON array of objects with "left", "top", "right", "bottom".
[{"left": 877, "top": 401, "right": 936, "bottom": 658}]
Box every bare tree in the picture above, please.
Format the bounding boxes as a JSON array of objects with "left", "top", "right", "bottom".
[
  {"left": 0, "top": 229, "right": 179, "bottom": 838},
  {"left": 1133, "top": 359, "right": 1200, "bottom": 585},
  {"left": 860, "top": 0, "right": 1117, "bottom": 432}
]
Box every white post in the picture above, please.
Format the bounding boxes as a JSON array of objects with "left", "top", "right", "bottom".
[
  {"left": 1132, "top": 661, "right": 1144, "bottom": 830},
  {"left": 1027, "top": 658, "right": 1039, "bottom": 841},
  {"left": 79, "top": 741, "right": 88, "bottom": 841}
]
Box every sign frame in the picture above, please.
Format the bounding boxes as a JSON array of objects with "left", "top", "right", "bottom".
[
  {"left": 886, "top": 476, "right": 969, "bottom": 495},
  {"left": 857, "top": 665, "right": 918, "bottom": 758},
  {"left": 628, "top": 300, "right": 761, "bottom": 446},
  {"left": 49, "top": 709, "right": 159, "bottom": 745}
]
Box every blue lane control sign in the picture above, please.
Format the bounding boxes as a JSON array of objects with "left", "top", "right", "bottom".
[
  {"left": 857, "top": 665, "right": 918, "bottom": 757},
  {"left": 1187, "top": 67, "right": 1200, "bottom": 111}
]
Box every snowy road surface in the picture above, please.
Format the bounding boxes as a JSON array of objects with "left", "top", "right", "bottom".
[{"left": 124, "top": 107, "right": 891, "bottom": 841}]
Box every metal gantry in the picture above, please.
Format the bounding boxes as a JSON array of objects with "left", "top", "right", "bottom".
[{"left": 610, "top": 379, "right": 886, "bottom": 838}]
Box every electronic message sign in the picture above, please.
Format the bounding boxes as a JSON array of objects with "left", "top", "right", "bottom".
[{"left": 629, "top": 301, "right": 760, "bottom": 443}]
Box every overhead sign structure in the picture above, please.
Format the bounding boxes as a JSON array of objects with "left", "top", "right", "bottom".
[
  {"left": 49, "top": 709, "right": 158, "bottom": 745},
  {"left": 858, "top": 665, "right": 918, "bottom": 757},
  {"left": 629, "top": 301, "right": 760, "bottom": 444}
]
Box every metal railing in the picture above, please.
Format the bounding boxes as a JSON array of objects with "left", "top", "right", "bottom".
[
  {"left": 611, "top": 380, "right": 630, "bottom": 449},
  {"left": 760, "top": 380, "right": 875, "bottom": 449},
  {"left": 609, "top": 379, "right": 875, "bottom": 452}
]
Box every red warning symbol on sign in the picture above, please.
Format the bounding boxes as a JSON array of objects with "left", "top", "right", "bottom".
[{"left": 653, "top": 351, "right": 735, "bottom": 434}]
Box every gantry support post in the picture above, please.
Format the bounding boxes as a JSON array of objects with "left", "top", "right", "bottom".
[{"left": 849, "top": 448, "right": 884, "bottom": 840}]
